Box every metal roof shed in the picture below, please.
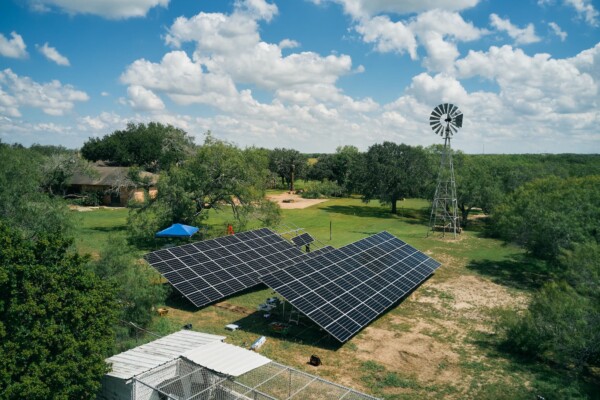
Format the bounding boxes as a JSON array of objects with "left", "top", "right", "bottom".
[
  {"left": 182, "top": 341, "right": 271, "bottom": 377},
  {"left": 98, "top": 330, "right": 225, "bottom": 400}
]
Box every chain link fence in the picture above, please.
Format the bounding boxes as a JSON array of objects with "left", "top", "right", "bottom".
[{"left": 132, "top": 358, "right": 379, "bottom": 400}]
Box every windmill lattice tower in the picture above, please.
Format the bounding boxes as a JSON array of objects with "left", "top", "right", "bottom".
[{"left": 428, "top": 103, "right": 463, "bottom": 238}]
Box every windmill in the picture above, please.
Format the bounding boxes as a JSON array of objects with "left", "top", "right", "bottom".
[{"left": 428, "top": 103, "right": 463, "bottom": 238}]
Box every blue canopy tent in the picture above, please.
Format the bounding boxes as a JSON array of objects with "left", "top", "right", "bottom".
[{"left": 155, "top": 223, "right": 199, "bottom": 238}]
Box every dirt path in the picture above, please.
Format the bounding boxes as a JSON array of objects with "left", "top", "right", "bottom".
[{"left": 266, "top": 192, "right": 329, "bottom": 209}]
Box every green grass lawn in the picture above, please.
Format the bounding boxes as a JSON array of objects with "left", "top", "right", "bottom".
[
  {"left": 71, "top": 207, "right": 129, "bottom": 255},
  {"left": 71, "top": 196, "right": 597, "bottom": 399}
]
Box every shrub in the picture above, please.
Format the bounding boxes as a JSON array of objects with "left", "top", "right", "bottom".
[{"left": 301, "top": 179, "right": 344, "bottom": 198}]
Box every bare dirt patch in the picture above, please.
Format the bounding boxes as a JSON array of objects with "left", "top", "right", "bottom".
[
  {"left": 214, "top": 301, "right": 254, "bottom": 315},
  {"left": 356, "top": 322, "right": 461, "bottom": 384},
  {"left": 266, "top": 192, "right": 329, "bottom": 209},
  {"left": 348, "top": 273, "right": 528, "bottom": 396},
  {"left": 418, "top": 275, "right": 527, "bottom": 318}
]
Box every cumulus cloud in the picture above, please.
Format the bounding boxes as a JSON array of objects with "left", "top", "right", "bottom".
[
  {"left": 234, "top": 0, "right": 278, "bottom": 22},
  {"left": 490, "top": 14, "right": 540, "bottom": 45},
  {"left": 564, "top": 0, "right": 599, "bottom": 26},
  {"left": 456, "top": 45, "right": 597, "bottom": 115},
  {"left": 0, "top": 68, "right": 88, "bottom": 116},
  {"left": 279, "top": 39, "right": 300, "bottom": 49},
  {"left": 548, "top": 22, "right": 567, "bottom": 41},
  {"left": 162, "top": 4, "right": 354, "bottom": 99},
  {"left": 37, "top": 42, "right": 70, "bottom": 66},
  {"left": 127, "top": 85, "right": 165, "bottom": 111},
  {"left": 354, "top": 10, "right": 485, "bottom": 72},
  {"left": 355, "top": 16, "right": 418, "bottom": 58},
  {"left": 315, "top": 0, "right": 480, "bottom": 19},
  {"left": 0, "top": 32, "right": 28, "bottom": 59},
  {"left": 28, "top": 0, "right": 169, "bottom": 19}
]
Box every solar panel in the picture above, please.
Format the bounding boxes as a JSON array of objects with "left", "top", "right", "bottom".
[
  {"left": 261, "top": 232, "right": 441, "bottom": 342},
  {"left": 291, "top": 232, "right": 314, "bottom": 247},
  {"left": 144, "top": 228, "right": 304, "bottom": 307}
]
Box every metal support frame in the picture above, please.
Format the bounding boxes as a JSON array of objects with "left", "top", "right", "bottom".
[{"left": 428, "top": 123, "right": 459, "bottom": 238}]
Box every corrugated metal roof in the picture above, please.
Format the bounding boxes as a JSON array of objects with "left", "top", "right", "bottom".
[
  {"left": 182, "top": 341, "right": 271, "bottom": 377},
  {"left": 106, "top": 330, "right": 225, "bottom": 379}
]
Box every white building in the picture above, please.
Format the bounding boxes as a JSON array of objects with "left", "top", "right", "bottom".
[{"left": 97, "top": 330, "right": 379, "bottom": 400}]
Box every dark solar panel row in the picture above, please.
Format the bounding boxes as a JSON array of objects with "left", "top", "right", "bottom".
[
  {"left": 144, "top": 228, "right": 304, "bottom": 307},
  {"left": 261, "top": 231, "right": 441, "bottom": 342}
]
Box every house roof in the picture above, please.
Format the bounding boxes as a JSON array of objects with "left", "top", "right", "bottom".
[
  {"left": 105, "top": 330, "right": 225, "bottom": 379},
  {"left": 182, "top": 341, "right": 271, "bottom": 377},
  {"left": 69, "top": 165, "right": 158, "bottom": 187}
]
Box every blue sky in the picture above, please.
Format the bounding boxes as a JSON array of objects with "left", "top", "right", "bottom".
[{"left": 1, "top": 0, "right": 598, "bottom": 153}]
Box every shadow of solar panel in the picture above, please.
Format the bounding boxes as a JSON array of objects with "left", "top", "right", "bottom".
[
  {"left": 260, "top": 231, "right": 442, "bottom": 342},
  {"left": 144, "top": 228, "right": 308, "bottom": 308}
]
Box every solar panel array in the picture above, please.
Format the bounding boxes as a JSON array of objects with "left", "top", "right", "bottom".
[
  {"left": 144, "top": 228, "right": 304, "bottom": 307},
  {"left": 261, "top": 231, "right": 441, "bottom": 342},
  {"left": 291, "top": 232, "right": 314, "bottom": 247}
]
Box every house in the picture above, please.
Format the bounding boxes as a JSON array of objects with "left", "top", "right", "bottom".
[
  {"left": 68, "top": 164, "right": 158, "bottom": 206},
  {"left": 97, "top": 330, "right": 379, "bottom": 400}
]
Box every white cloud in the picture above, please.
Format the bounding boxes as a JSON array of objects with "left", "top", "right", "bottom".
[
  {"left": 163, "top": 8, "right": 354, "bottom": 98},
  {"left": 37, "top": 42, "right": 70, "bottom": 66},
  {"left": 0, "top": 68, "right": 88, "bottom": 116},
  {"left": 355, "top": 16, "right": 417, "bottom": 58},
  {"left": 564, "top": 0, "right": 599, "bottom": 26},
  {"left": 78, "top": 112, "right": 129, "bottom": 132},
  {"left": 548, "top": 22, "right": 567, "bottom": 41},
  {"left": 490, "top": 14, "right": 540, "bottom": 45},
  {"left": 316, "top": 0, "right": 480, "bottom": 19},
  {"left": 456, "top": 45, "right": 597, "bottom": 115},
  {"left": 279, "top": 39, "right": 300, "bottom": 49},
  {"left": 28, "top": 0, "right": 169, "bottom": 19},
  {"left": 0, "top": 32, "right": 28, "bottom": 59},
  {"left": 234, "top": 0, "right": 278, "bottom": 22},
  {"left": 411, "top": 10, "right": 485, "bottom": 72},
  {"left": 568, "top": 42, "right": 600, "bottom": 80},
  {"left": 354, "top": 10, "right": 485, "bottom": 72},
  {"left": 127, "top": 85, "right": 165, "bottom": 111},
  {"left": 0, "top": 87, "right": 21, "bottom": 118}
]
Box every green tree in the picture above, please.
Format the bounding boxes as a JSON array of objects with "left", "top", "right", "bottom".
[
  {"left": 500, "top": 243, "right": 600, "bottom": 371},
  {"left": 81, "top": 122, "right": 194, "bottom": 171},
  {"left": 455, "top": 155, "right": 503, "bottom": 227},
  {"left": 0, "top": 144, "right": 73, "bottom": 238},
  {"left": 128, "top": 135, "right": 278, "bottom": 244},
  {"left": 306, "top": 145, "right": 359, "bottom": 191},
  {"left": 355, "top": 142, "right": 432, "bottom": 214},
  {"left": 39, "top": 152, "right": 97, "bottom": 196},
  {"left": 0, "top": 222, "right": 117, "bottom": 399},
  {"left": 268, "top": 148, "right": 307, "bottom": 190},
  {"left": 491, "top": 175, "right": 600, "bottom": 260},
  {"left": 91, "top": 237, "right": 166, "bottom": 332}
]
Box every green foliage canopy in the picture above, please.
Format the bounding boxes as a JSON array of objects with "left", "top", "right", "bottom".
[
  {"left": 81, "top": 122, "right": 194, "bottom": 171},
  {"left": 306, "top": 145, "right": 360, "bottom": 192},
  {"left": 0, "top": 144, "right": 73, "bottom": 238},
  {"left": 0, "top": 223, "right": 117, "bottom": 399},
  {"left": 268, "top": 148, "right": 307, "bottom": 189},
  {"left": 500, "top": 243, "right": 600, "bottom": 370},
  {"left": 91, "top": 237, "right": 167, "bottom": 331},
  {"left": 128, "top": 135, "right": 279, "bottom": 244},
  {"left": 354, "top": 142, "right": 432, "bottom": 213},
  {"left": 491, "top": 175, "right": 600, "bottom": 260}
]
